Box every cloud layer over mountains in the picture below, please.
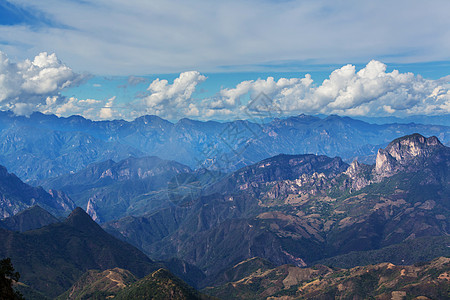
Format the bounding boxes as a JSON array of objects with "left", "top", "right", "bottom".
[
  {"left": 213, "top": 60, "right": 450, "bottom": 118},
  {"left": 0, "top": 51, "right": 449, "bottom": 120},
  {"left": 127, "top": 61, "right": 450, "bottom": 120}
]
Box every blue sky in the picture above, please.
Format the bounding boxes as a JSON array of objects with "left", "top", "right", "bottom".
[{"left": 0, "top": 0, "right": 449, "bottom": 121}]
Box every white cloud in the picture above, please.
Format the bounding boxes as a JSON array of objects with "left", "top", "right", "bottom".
[
  {"left": 141, "top": 71, "right": 206, "bottom": 119},
  {"left": 44, "top": 97, "right": 96, "bottom": 118},
  {"left": 215, "top": 75, "right": 313, "bottom": 110},
  {"left": 120, "top": 60, "right": 449, "bottom": 121},
  {"left": 42, "top": 96, "right": 125, "bottom": 121},
  {"left": 0, "top": 51, "right": 448, "bottom": 120},
  {"left": 311, "top": 61, "right": 450, "bottom": 116},
  {"left": 206, "top": 60, "right": 450, "bottom": 119},
  {"left": 0, "top": 51, "right": 85, "bottom": 115},
  {"left": 99, "top": 96, "right": 116, "bottom": 119}
]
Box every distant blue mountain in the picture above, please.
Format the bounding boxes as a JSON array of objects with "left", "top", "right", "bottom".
[
  {"left": 351, "top": 114, "right": 450, "bottom": 126},
  {"left": 38, "top": 156, "right": 193, "bottom": 222},
  {"left": 0, "top": 164, "right": 75, "bottom": 218},
  {"left": 0, "top": 110, "right": 448, "bottom": 181}
]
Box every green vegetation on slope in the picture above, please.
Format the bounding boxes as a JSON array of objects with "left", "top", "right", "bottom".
[
  {"left": 204, "top": 257, "right": 450, "bottom": 300},
  {"left": 318, "top": 235, "right": 450, "bottom": 268},
  {"left": 114, "top": 268, "right": 210, "bottom": 300},
  {"left": 0, "top": 208, "right": 157, "bottom": 297},
  {"left": 56, "top": 268, "right": 137, "bottom": 300}
]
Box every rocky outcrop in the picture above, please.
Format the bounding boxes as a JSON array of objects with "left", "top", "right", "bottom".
[
  {"left": 210, "top": 154, "right": 349, "bottom": 194},
  {"left": 375, "top": 133, "right": 449, "bottom": 178},
  {"left": 344, "top": 160, "right": 371, "bottom": 190},
  {"left": 48, "top": 189, "right": 76, "bottom": 212},
  {"left": 86, "top": 198, "right": 101, "bottom": 223}
]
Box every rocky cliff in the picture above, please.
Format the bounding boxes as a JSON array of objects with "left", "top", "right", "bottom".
[{"left": 375, "top": 133, "right": 448, "bottom": 178}]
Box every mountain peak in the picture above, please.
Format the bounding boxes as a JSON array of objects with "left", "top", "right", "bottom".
[
  {"left": 0, "top": 205, "right": 59, "bottom": 232},
  {"left": 151, "top": 268, "right": 175, "bottom": 279},
  {"left": 15, "top": 205, "right": 56, "bottom": 220},
  {"left": 65, "top": 207, "right": 101, "bottom": 232},
  {"left": 0, "top": 164, "right": 16, "bottom": 178},
  {"left": 387, "top": 133, "right": 442, "bottom": 150},
  {"left": 375, "top": 133, "right": 447, "bottom": 176},
  {"left": 133, "top": 115, "right": 172, "bottom": 126},
  {"left": 66, "top": 207, "right": 90, "bottom": 219},
  {"left": 113, "top": 268, "right": 203, "bottom": 300}
]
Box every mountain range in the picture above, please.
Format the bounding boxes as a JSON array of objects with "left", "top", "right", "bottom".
[
  {"left": 1, "top": 124, "right": 449, "bottom": 299},
  {"left": 37, "top": 156, "right": 193, "bottom": 222},
  {"left": 0, "top": 111, "right": 448, "bottom": 181},
  {"left": 101, "top": 133, "right": 449, "bottom": 285}
]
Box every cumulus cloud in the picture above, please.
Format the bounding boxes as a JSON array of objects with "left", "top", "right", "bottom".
[
  {"left": 45, "top": 97, "right": 99, "bottom": 118},
  {"left": 1, "top": 51, "right": 448, "bottom": 121},
  {"left": 42, "top": 96, "right": 126, "bottom": 121},
  {"left": 0, "top": 51, "right": 85, "bottom": 115},
  {"left": 99, "top": 96, "right": 116, "bottom": 119},
  {"left": 37, "top": 60, "right": 450, "bottom": 121},
  {"left": 215, "top": 75, "right": 313, "bottom": 110},
  {"left": 141, "top": 71, "right": 206, "bottom": 119},
  {"left": 208, "top": 60, "right": 450, "bottom": 119}
]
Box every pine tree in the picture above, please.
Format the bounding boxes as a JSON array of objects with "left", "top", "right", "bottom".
[{"left": 0, "top": 258, "right": 24, "bottom": 300}]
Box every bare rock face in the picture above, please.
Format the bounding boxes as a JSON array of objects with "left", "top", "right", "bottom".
[
  {"left": 0, "top": 165, "right": 75, "bottom": 218},
  {"left": 375, "top": 133, "right": 448, "bottom": 178},
  {"left": 344, "top": 160, "right": 371, "bottom": 190},
  {"left": 86, "top": 198, "right": 101, "bottom": 223},
  {"left": 48, "top": 189, "right": 76, "bottom": 212}
]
